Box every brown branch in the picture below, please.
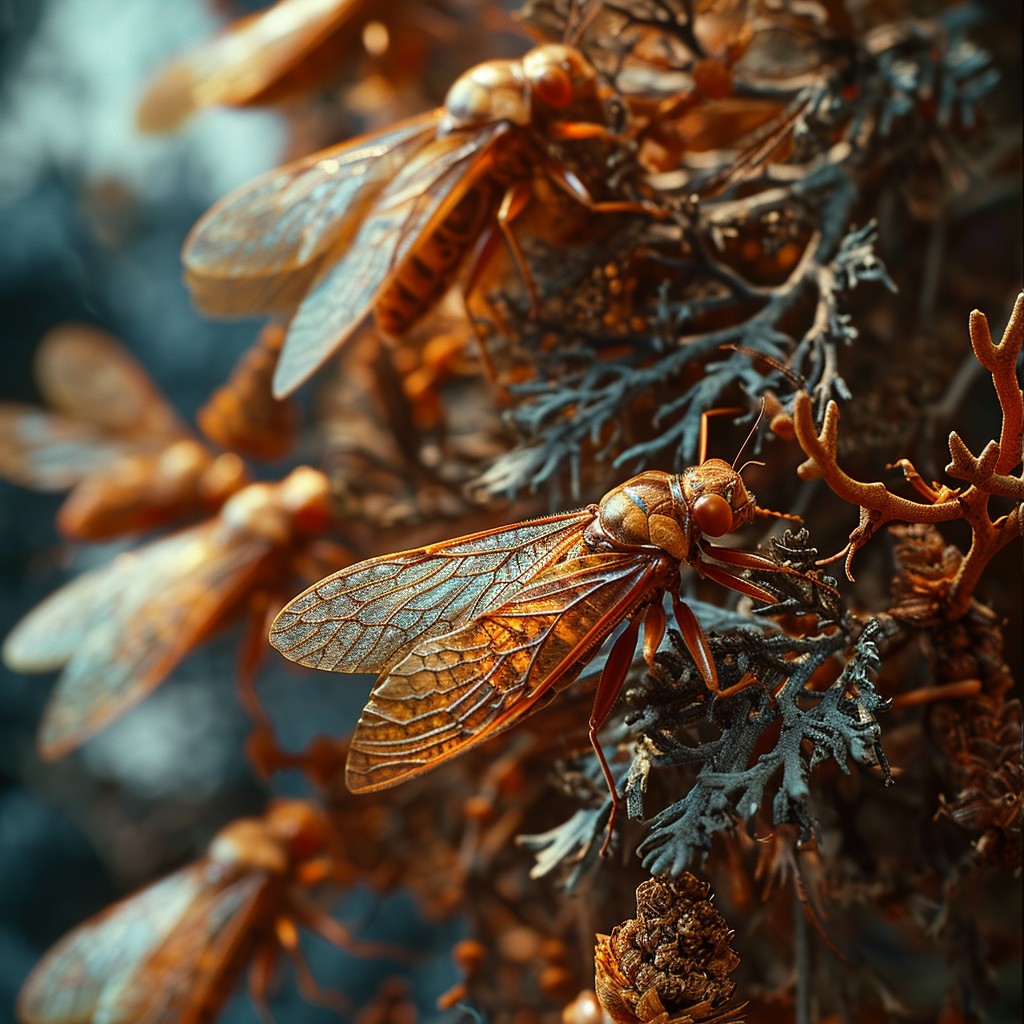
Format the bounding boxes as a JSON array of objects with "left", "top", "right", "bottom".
[
  {"left": 792, "top": 293, "right": 1024, "bottom": 618},
  {"left": 792, "top": 393, "right": 965, "bottom": 579},
  {"left": 968, "top": 292, "right": 1024, "bottom": 477}
]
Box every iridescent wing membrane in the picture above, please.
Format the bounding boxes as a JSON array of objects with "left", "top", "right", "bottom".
[
  {"left": 2, "top": 522, "right": 273, "bottom": 760},
  {"left": 0, "top": 325, "right": 187, "bottom": 492},
  {"left": 182, "top": 112, "right": 442, "bottom": 319},
  {"left": 183, "top": 105, "right": 511, "bottom": 397},
  {"left": 269, "top": 510, "right": 596, "bottom": 673},
  {"left": 346, "top": 550, "right": 660, "bottom": 791},
  {"left": 17, "top": 862, "right": 267, "bottom": 1024},
  {"left": 273, "top": 123, "right": 507, "bottom": 395}
]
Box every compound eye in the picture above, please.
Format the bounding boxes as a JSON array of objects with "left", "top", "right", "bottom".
[
  {"left": 693, "top": 493, "right": 734, "bottom": 537},
  {"left": 533, "top": 65, "right": 574, "bottom": 109}
]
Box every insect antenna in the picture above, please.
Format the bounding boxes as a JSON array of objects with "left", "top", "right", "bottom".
[
  {"left": 721, "top": 345, "right": 806, "bottom": 391},
  {"left": 731, "top": 399, "right": 767, "bottom": 471}
]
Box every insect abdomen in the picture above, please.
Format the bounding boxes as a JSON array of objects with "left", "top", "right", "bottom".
[{"left": 374, "top": 178, "right": 500, "bottom": 337}]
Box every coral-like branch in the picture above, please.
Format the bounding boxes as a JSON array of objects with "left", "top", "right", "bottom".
[{"left": 793, "top": 293, "right": 1023, "bottom": 617}]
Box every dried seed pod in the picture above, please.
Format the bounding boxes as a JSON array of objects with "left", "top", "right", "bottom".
[{"left": 594, "top": 875, "right": 742, "bottom": 1024}]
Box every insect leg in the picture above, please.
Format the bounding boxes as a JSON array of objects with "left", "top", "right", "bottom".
[
  {"left": 276, "top": 914, "right": 352, "bottom": 1015},
  {"left": 546, "top": 120, "right": 619, "bottom": 142},
  {"left": 697, "top": 406, "right": 744, "bottom": 465},
  {"left": 702, "top": 544, "right": 840, "bottom": 597},
  {"left": 496, "top": 179, "right": 538, "bottom": 317},
  {"left": 642, "top": 599, "right": 666, "bottom": 667},
  {"left": 461, "top": 225, "right": 504, "bottom": 386},
  {"left": 544, "top": 162, "right": 668, "bottom": 219},
  {"left": 701, "top": 544, "right": 787, "bottom": 573},
  {"left": 716, "top": 670, "right": 762, "bottom": 700},
  {"left": 290, "top": 892, "right": 417, "bottom": 965},
  {"left": 698, "top": 560, "right": 780, "bottom": 605},
  {"left": 590, "top": 612, "right": 642, "bottom": 856},
  {"left": 671, "top": 594, "right": 718, "bottom": 693},
  {"left": 239, "top": 591, "right": 294, "bottom": 779},
  {"left": 247, "top": 940, "right": 279, "bottom": 1024}
]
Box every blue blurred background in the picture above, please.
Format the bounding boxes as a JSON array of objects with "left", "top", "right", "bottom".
[{"left": 0, "top": 0, "right": 475, "bottom": 1016}]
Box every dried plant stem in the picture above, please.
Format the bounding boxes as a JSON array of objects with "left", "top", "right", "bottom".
[{"left": 793, "top": 293, "right": 1024, "bottom": 618}]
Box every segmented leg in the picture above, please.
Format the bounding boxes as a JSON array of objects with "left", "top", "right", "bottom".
[
  {"left": 545, "top": 162, "right": 667, "bottom": 219},
  {"left": 643, "top": 600, "right": 666, "bottom": 666},
  {"left": 671, "top": 594, "right": 718, "bottom": 692},
  {"left": 247, "top": 940, "right": 279, "bottom": 1024},
  {"left": 291, "top": 893, "right": 416, "bottom": 965},
  {"left": 701, "top": 543, "right": 840, "bottom": 597},
  {"left": 590, "top": 612, "right": 643, "bottom": 856},
  {"left": 698, "top": 560, "right": 780, "bottom": 605},
  {"left": 697, "top": 406, "right": 744, "bottom": 465},
  {"left": 461, "top": 225, "right": 504, "bottom": 386},
  {"left": 238, "top": 593, "right": 295, "bottom": 780},
  {"left": 275, "top": 916, "right": 351, "bottom": 1015},
  {"left": 496, "top": 179, "right": 537, "bottom": 316}
]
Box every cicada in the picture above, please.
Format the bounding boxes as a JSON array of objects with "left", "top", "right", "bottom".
[
  {"left": 16, "top": 799, "right": 396, "bottom": 1024},
  {"left": 182, "top": 42, "right": 661, "bottom": 398},
  {"left": 268, "top": 420, "right": 807, "bottom": 826},
  {"left": 2, "top": 466, "right": 343, "bottom": 761},
  {"left": 137, "top": 0, "right": 375, "bottom": 133},
  {"left": 197, "top": 323, "right": 300, "bottom": 461},
  {"left": 0, "top": 323, "right": 247, "bottom": 540}
]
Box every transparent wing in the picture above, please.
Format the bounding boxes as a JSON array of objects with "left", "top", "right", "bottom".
[
  {"left": 138, "top": 0, "right": 365, "bottom": 130},
  {"left": 34, "top": 324, "right": 187, "bottom": 440},
  {"left": 346, "top": 551, "right": 658, "bottom": 792},
  {"left": 270, "top": 509, "right": 595, "bottom": 674},
  {"left": 0, "top": 405, "right": 140, "bottom": 491},
  {"left": 2, "top": 551, "right": 144, "bottom": 674},
  {"left": 182, "top": 112, "right": 441, "bottom": 316},
  {"left": 16, "top": 864, "right": 208, "bottom": 1024},
  {"left": 3, "top": 521, "right": 272, "bottom": 760},
  {"left": 272, "top": 124, "right": 506, "bottom": 396},
  {"left": 99, "top": 871, "right": 267, "bottom": 1024}
]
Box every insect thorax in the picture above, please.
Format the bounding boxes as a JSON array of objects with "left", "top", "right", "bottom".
[{"left": 596, "top": 471, "right": 690, "bottom": 561}]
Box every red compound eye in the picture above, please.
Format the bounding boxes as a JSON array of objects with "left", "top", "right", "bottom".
[
  {"left": 693, "top": 493, "right": 734, "bottom": 537},
  {"left": 534, "top": 66, "right": 573, "bottom": 109}
]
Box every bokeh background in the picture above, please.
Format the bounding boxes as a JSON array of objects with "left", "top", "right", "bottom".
[{"left": 0, "top": 0, "right": 520, "bottom": 1016}]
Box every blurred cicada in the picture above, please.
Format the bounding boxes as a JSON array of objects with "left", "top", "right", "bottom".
[
  {"left": 17, "top": 799, "right": 397, "bottom": 1024},
  {"left": 197, "top": 322, "right": 301, "bottom": 461},
  {"left": 0, "top": 323, "right": 247, "bottom": 540},
  {"left": 182, "top": 42, "right": 661, "bottom": 398},
  {"left": 3, "top": 467, "right": 345, "bottom": 761}
]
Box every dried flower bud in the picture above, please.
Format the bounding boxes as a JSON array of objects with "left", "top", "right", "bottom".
[{"left": 594, "top": 875, "right": 742, "bottom": 1024}]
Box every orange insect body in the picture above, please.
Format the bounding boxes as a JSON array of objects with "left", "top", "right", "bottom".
[
  {"left": 183, "top": 44, "right": 655, "bottom": 398},
  {"left": 137, "top": 0, "right": 375, "bottom": 132},
  {"left": 197, "top": 323, "right": 300, "bottom": 461},
  {"left": 17, "top": 799, "right": 371, "bottom": 1024},
  {"left": 2, "top": 467, "right": 338, "bottom": 761},
  {"left": 57, "top": 437, "right": 248, "bottom": 540},
  {"left": 0, "top": 323, "right": 248, "bottom": 540},
  {"left": 270, "top": 442, "right": 799, "bottom": 831}
]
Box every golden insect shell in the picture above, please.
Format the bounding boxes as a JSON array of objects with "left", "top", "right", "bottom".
[{"left": 596, "top": 464, "right": 755, "bottom": 561}]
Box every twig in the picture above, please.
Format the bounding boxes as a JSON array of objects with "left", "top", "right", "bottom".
[{"left": 793, "top": 293, "right": 1024, "bottom": 617}]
